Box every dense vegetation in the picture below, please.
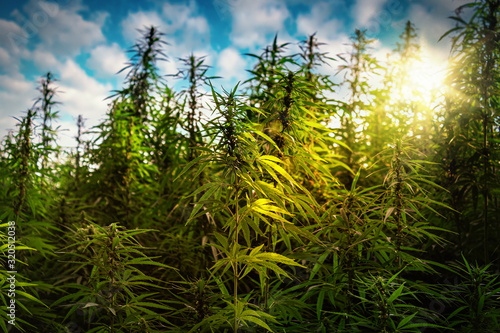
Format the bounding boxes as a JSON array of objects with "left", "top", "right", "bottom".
[{"left": 1, "top": 2, "right": 500, "bottom": 332}]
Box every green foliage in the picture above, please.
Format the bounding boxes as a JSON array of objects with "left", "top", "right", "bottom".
[
  {"left": 1, "top": 4, "right": 500, "bottom": 330},
  {"left": 441, "top": 255, "right": 500, "bottom": 332},
  {"left": 0, "top": 73, "right": 62, "bottom": 332},
  {"left": 53, "top": 222, "right": 175, "bottom": 332},
  {"left": 336, "top": 29, "right": 382, "bottom": 188},
  {"left": 437, "top": 0, "right": 500, "bottom": 263}
]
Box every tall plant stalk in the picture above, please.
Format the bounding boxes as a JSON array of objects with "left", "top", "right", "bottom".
[
  {"left": 441, "top": 0, "right": 500, "bottom": 262},
  {"left": 38, "top": 72, "right": 59, "bottom": 172},
  {"left": 13, "top": 109, "right": 35, "bottom": 218}
]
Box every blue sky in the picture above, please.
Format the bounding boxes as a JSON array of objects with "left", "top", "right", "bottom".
[{"left": 0, "top": 0, "right": 470, "bottom": 147}]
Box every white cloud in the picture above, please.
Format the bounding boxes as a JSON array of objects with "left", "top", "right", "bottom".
[
  {"left": 0, "top": 1, "right": 111, "bottom": 144},
  {"left": 121, "top": 2, "right": 214, "bottom": 84},
  {"left": 58, "top": 59, "right": 112, "bottom": 116},
  {"left": 181, "top": 16, "right": 210, "bottom": 49},
  {"left": 121, "top": 11, "right": 165, "bottom": 41},
  {"left": 0, "top": 74, "right": 37, "bottom": 139},
  {"left": 408, "top": 4, "right": 453, "bottom": 44},
  {"left": 405, "top": 3, "right": 461, "bottom": 65},
  {"left": 293, "top": 1, "right": 390, "bottom": 102},
  {"left": 121, "top": 2, "right": 211, "bottom": 60},
  {"left": 296, "top": 2, "right": 344, "bottom": 42},
  {"left": 0, "top": 58, "right": 113, "bottom": 148},
  {"left": 216, "top": 47, "right": 247, "bottom": 82},
  {"left": 159, "top": 58, "right": 180, "bottom": 77},
  {"left": 352, "top": 0, "right": 388, "bottom": 28},
  {"left": 0, "top": 19, "right": 31, "bottom": 73},
  {"left": 162, "top": 1, "right": 208, "bottom": 34},
  {"left": 0, "top": 74, "right": 35, "bottom": 100},
  {"left": 373, "top": 45, "right": 392, "bottom": 63},
  {"left": 229, "top": 0, "right": 290, "bottom": 49},
  {"left": 0, "top": 48, "right": 10, "bottom": 71},
  {"left": 407, "top": 0, "right": 473, "bottom": 47},
  {"left": 122, "top": 2, "right": 210, "bottom": 48},
  {"left": 0, "top": 18, "right": 29, "bottom": 55},
  {"left": 86, "top": 43, "right": 128, "bottom": 78},
  {"left": 21, "top": 0, "right": 107, "bottom": 56},
  {"left": 32, "top": 47, "right": 59, "bottom": 70},
  {"left": 54, "top": 60, "right": 113, "bottom": 147},
  {"left": 1, "top": 0, "right": 208, "bottom": 146},
  {"left": 293, "top": 2, "right": 351, "bottom": 77}
]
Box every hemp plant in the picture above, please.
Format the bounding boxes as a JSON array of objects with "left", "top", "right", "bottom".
[
  {"left": 245, "top": 34, "right": 294, "bottom": 122},
  {"left": 1, "top": 74, "right": 62, "bottom": 256},
  {"left": 0, "top": 75, "right": 64, "bottom": 331},
  {"left": 178, "top": 83, "right": 323, "bottom": 332},
  {"left": 89, "top": 26, "right": 165, "bottom": 227},
  {"left": 298, "top": 33, "right": 337, "bottom": 108},
  {"left": 175, "top": 54, "right": 216, "bottom": 162},
  {"left": 336, "top": 29, "right": 382, "bottom": 188},
  {"left": 378, "top": 139, "right": 448, "bottom": 271},
  {"left": 37, "top": 72, "right": 60, "bottom": 172},
  {"left": 438, "top": 0, "right": 500, "bottom": 263},
  {"left": 53, "top": 222, "right": 175, "bottom": 332},
  {"left": 442, "top": 255, "right": 500, "bottom": 331}
]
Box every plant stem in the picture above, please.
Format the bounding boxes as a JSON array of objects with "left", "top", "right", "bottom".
[
  {"left": 233, "top": 184, "right": 240, "bottom": 333},
  {"left": 14, "top": 109, "right": 35, "bottom": 218},
  {"left": 394, "top": 141, "right": 403, "bottom": 268}
]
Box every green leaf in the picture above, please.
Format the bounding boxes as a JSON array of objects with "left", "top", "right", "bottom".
[
  {"left": 15, "top": 290, "right": 47, "bottom": 307},
  {"left": 310, "top": 251, "right": 329, "bottom": 281},
  {"left": 173, "top": 154, "right": 207, "bottom": 182},
  {"left": 397, "top": 311, "right": 417, "bottom": 329},
  {"left": 259, "top": 158, "right": 299, "bottom": 188},
  {"left": 317, "top": 290, "right": 325, "bottom": 320},
  {"left": 387, "top": 283, "right": 405, "bottom": 304}
]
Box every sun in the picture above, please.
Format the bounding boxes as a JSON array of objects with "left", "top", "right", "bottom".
[{"left": 392, "top": 47, "right": 447, "bottom": 106}]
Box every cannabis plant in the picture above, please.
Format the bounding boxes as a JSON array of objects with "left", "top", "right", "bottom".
[
  {"left": 438, "top": 0, "right": 500, "bottom": 263},
  {"left": 53, "top": 222, "right": 175, "bottom": 332}
]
